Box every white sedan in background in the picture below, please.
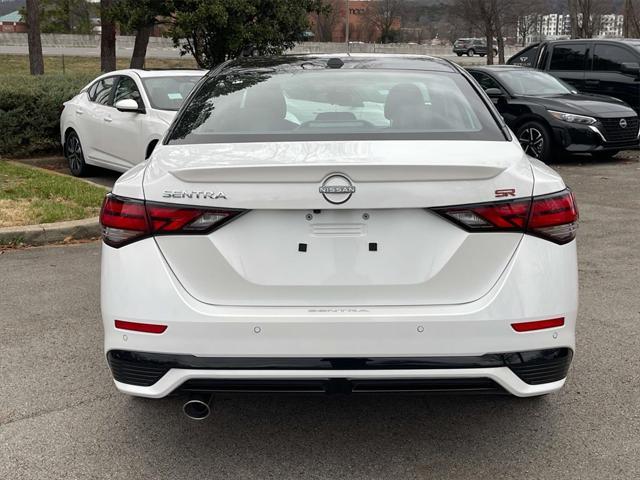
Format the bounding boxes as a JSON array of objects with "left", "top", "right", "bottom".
[{"left": 60, "top": 69, "right": 205, "bottom": 176}]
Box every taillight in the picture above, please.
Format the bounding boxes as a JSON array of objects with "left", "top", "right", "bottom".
[
  {"left": 431, "top": 189, "right": 578, "bottom": 245},
  {"left": 100, "top": 196, "right": 148, "bottom": 246},
  {"left": 527, "top": 190, "right": 579, "bottom": 244},
  {"left": 100, "top": 194, "right": 247, "bottom": 248}
]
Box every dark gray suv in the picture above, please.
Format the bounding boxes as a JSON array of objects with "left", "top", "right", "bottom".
[{"left": 453, "top": 38, "right": 498, "bottom": 57}]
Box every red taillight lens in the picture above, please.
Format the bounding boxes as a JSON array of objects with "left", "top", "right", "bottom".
[
  {"left": 511, "top": 317, "right": 565, "bottom": 332},
  {"left": 100, "top": 195, "right": 148, "bottom": 247},
  {"left": 100, "top": 194, "right": 246, "bottom": 248},
  {"left": 115, "top": 320, "right": 167, "bottom": 334},
  {"left": 437, "top": 199, "right": 531, "bottom": 231},
  {"left": 527, "top": 190, "right": 579, "bottom": 245},
  {"left": 431, "top": 189, "right": 578, "bottom": 245}
]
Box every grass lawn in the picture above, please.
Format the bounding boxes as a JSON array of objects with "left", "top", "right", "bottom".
[
  {"left": 0, "top": 54, "right": 198, "bottom": 76},
  {"left": 0, "top": 161, "right": 106, "bottom": 227}
]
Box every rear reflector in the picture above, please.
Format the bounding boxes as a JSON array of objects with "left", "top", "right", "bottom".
[
  {"left": 431, "top": 189, "right": 578, "bottom": 244},
  {"left": 100, "top": 194, "right": 247, "bottom": 248},
  {"left": 511, "top": 317, "right": 565, "bottom": 332},
  {"left": 115, "top": 320, "right": 167, "bottom": 334}
]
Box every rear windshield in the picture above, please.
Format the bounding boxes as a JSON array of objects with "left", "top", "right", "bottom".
[
  {"left": 166, "top": 69, "right": 504, "bottom": 144},
  {"left": 142, "top": 76, "right": 202, "bottom": 111}
]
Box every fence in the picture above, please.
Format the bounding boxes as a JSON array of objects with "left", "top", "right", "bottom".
[{"left": 0, "top": 34, "right": 519, "bottom": 57}]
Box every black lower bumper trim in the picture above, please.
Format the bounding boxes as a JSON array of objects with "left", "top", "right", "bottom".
[
  {"left": 178, "top": 378, "right": 506, "bottom": 395},
  {"left": 106, "top": 348, "right": 573, "bottom": 389}
]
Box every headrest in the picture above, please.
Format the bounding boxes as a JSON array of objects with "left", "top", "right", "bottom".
[
  {"left": 384, "top": 83, "right": 425, "bottom": 120},
  {"left": 243, "top": 85, "right": 287, "bottom": 119}
]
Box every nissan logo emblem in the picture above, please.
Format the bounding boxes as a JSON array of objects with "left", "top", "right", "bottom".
[
  {"left": 319, "top": 173, "right": 356, "bottom": 204},
  {"left": 619, "top": 118, "right": 628, "bottom": 129}
]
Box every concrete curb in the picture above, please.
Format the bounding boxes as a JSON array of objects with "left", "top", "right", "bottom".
[{"left": 0, "top": 217, "right": 101, "bottom": 246}]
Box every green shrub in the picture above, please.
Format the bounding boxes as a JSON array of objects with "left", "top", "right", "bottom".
[{"left": 0, "top": 74, "right": 94, "bottom": 157}]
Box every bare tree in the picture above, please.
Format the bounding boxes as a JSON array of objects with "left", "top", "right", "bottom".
[
  {"left": 100, "top": 0, "right": 116, "bottom": 72},
  {"left": 624, "top": 0, "right": 640, "bottom": 36},
  {"left": 450, "top": 0, "right": 496, "bottom": 64},
  {"left": 25, "top": 0, "right": 44, "bottom": 75},
  {"left": 568, "top": 0, "right": 606, "bottom": 38},
  {"left": 311, "top": 0, "right": 342, "bottom": 42},
  {"left": 516, "top": 13, "right": 541, "bottom": 46},
  {"left": 509, "top": 0, "right": 549, "bottom": 46},
  {"left": 365, "top": 0, "right": 405, "bottom": 43}
]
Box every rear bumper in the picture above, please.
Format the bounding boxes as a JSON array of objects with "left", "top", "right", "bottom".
[
  {"left": 108, "top": 348, "right": 572, "bottom": 397},
  {"left": 101, "top": 234, "right": 578, "bottom": 398}
]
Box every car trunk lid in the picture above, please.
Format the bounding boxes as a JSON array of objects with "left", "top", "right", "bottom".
[{"left": 144, "top": 140, "right": 533, "bottom": 307}]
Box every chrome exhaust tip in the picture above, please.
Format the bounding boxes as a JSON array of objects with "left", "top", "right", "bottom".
[{"left": 182, "top": 394, "right": 212, "bottom": 420}]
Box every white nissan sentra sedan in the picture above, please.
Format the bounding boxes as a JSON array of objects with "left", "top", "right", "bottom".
[
  {"left": 60, "top": 69, "right": 205, "bottom": 176},
  {"left": 100, "top": 55, "right": 578, "bottom": 419}
]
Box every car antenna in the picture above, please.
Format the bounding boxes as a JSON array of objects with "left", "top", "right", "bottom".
[{"left": 327, "top": 58, "right": 344, "bottom": 69}]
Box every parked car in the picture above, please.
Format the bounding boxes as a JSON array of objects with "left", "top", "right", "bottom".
[
  {"left": 100, "top": 54, "right": 578, "bottom": 417},
  {"left": 453, "top": 38, "right": 498, "bottom": 57},
  {"left": 60, "top": 69, "right": 205, "bottom": 176},
  {"left": 468, "top": 65, "right": 639, "bottom": 162},
  {"left": 507, "top": 39, "right": 640, "bottom": 114}
]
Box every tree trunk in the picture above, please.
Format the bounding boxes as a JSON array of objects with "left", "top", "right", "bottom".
[
  {"left": 25, "top": 0, "right": 44, "bottom": 75},
  {"left": 495, "top": 11, "right": 504, "bottom": 64},
  {"left": 485, "top": 27, "right": 494, "bottom": 65},
  {"left": 625, "top": 0, "right": 640, "bottom": 37},
  {"left": 623, "top": 0, "right": 636, "bottom": 38},
  {"left": 568, "top": 0, "right": 581, "bottom": 38},
  {"left": 130, "top": 24, "right": 152, "bottom": 69},
  {"left": 100, "top": 0, "right": 116, "bottom": 72}
]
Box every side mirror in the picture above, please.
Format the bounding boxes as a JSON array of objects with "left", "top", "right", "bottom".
[
  {"left": 621, "top": 62, "right": 640, "bottom": 75},
  {"left": 115, "top": 98, "right": 144, "bottom": 113},
  {"left": 485, "top": 88, "right": 505, "bottom": 98}
]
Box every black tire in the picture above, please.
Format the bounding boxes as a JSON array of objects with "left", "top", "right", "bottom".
[
  {"left": 456, "top": 52, "right": 463, "bottom": 57},
  {"left": 591, "top": 150, "right": 619, "bottom": 160},
  {"left": 516, "top": 121, "right": 553, "bottom": 163},
  {"left": 64, "top": 130, "right": 91, "bottom": 177},
  {"left": 467, "top": 49, "right": 475, "bottom": 57}
]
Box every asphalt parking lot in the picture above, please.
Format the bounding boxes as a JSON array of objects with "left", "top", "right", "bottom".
[{"left": 1, "top": 155, "right": 639, "bottom": 479}]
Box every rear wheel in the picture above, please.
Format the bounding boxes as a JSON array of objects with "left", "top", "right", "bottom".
[
  {"left": 517, "top": 121, "right": 553, "bottom": 163},
  {"left": 65, "top": 130, "right": 90, "bottom": 177},
  {"left": 467, "top": 49, "right": 475, "bottom": 57},
  {"left": 591, "top": 150, "right": 619, "bottom": 160}
]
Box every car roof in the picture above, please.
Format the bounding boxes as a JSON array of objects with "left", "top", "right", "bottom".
[
  {"left": 221, "top": 53, "right": 458, "bottom": 74},
  {"left": 468, "top": 65, "right": 533, "bottom": 73},
  {"left": 82, "top": 68, "right": 206, "bottom": 91},
  {"left": 546, "top": 38, "right": 640, "bottom": 46},
  {"left": 91, "top": 68, "right": 205, "bottom": 80},
  {"left": 125, "top": 69, "right": 206, "bottom": 78}
]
